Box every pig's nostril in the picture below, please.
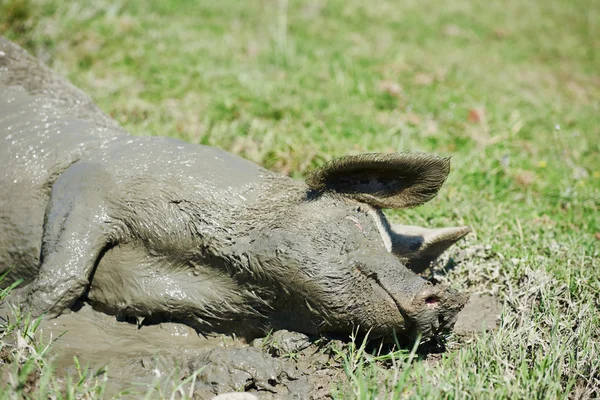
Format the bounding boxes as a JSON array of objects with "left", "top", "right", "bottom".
[{"left": 425, "top": 296, "right": 439, "bottom": 306}]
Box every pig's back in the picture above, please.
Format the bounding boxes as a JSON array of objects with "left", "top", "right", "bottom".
[{"left": 0, "top": 37, "right": 126, "bottom": 186}]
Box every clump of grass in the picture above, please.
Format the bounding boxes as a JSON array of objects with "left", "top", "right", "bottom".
[
  {"left": 0, "top": 0, "right": 32, "bottom": 35},
  {"left": 331, "top": 330, "right": 422, "bottom": 399}
]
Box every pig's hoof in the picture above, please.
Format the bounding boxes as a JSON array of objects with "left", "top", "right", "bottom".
[
  {"left": 24, "top": 291, "right": 56, "bottom": 319},
  {"left": 24, "top": 285, "right": 70, "bottom": 319}
]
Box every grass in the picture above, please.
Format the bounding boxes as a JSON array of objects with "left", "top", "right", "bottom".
[{"left": 1, "top": 0, "right": 599, "bottom": 398}]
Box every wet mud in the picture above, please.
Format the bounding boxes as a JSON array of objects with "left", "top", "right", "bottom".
[
  {"left": 1, "top": 289, "right": 325, "bottom": 399},
  {"left": 1, "top": 288, "right": 501, "bottom": 399}
]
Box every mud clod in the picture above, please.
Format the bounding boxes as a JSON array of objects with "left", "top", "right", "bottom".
[
  {"left": 454, "top": 293, "right": 502, "bottom": 335},
  {"left": 253, "top": 330, "right": 311, "bottom": 357},
  {"left": 191, "top": 347, "right": 284, "bottom": 392},
  {"left": 0, "top": 345, "right": 14, "bottom": 365},
  {"left": 187, "top": 347, "right": 312, "bottom": 399}
]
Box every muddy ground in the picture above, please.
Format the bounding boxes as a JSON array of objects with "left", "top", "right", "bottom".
[{"left": 0, "top": 286, "right": 500, "bottom": 399}]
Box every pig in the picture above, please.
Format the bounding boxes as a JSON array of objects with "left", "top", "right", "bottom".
[{"left": 0, "top": 37, "right": 469, "bottom": 341}]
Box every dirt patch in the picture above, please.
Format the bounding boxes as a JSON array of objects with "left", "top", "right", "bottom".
[{"left": 453, "top": 293, "right": 502, "bottom": 335}]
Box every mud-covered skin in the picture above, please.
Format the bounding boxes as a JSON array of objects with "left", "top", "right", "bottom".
[{"left": 0, "top": 38, "right": 468, "bottom": 340}]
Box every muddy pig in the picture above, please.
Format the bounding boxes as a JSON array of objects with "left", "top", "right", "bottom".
[{"left": 0, "top": 38, "right": 469, "bottom": 340}]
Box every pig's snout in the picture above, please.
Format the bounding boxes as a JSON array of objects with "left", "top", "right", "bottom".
[{"left": 406, "top": 282, "right": 468, "bottom": 338}]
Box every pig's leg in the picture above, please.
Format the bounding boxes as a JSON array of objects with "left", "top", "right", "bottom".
[{"left": 26, "top": 162, "right": 116, "bottom": 317}]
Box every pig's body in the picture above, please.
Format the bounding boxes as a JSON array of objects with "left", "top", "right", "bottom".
[{"left": 0, "top": 38, "right": 469, "bottom": 340}]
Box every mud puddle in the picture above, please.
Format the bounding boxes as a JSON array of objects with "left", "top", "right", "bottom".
[
  {"left": 0, "top": 290, "right": 501, "bottom": 399},
  {"left": 37, "top": 307, "right": 238, "bottom": 395},
  {"left": 0, "top": 289, "right": 329, "bottom": 399}
]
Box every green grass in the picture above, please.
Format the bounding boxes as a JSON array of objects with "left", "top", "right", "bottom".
[{"left": 1, "top": 0, "right": 599, "bottom": 398}]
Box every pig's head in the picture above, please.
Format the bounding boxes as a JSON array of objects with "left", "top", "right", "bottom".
[{"left": 240, "top": 153, "right": 469, "bottom": 340}]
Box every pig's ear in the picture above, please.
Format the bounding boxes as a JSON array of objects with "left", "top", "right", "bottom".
[
  {"left": 389, "top": 224, "right": 470, "bottom": 273},
  {"left": 305, "top": 153, "right": 450, "bottom": 209}
]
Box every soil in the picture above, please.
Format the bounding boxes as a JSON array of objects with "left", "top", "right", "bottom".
[{"left": 453, "top": 293, "right": 502, "bottom": 335}]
